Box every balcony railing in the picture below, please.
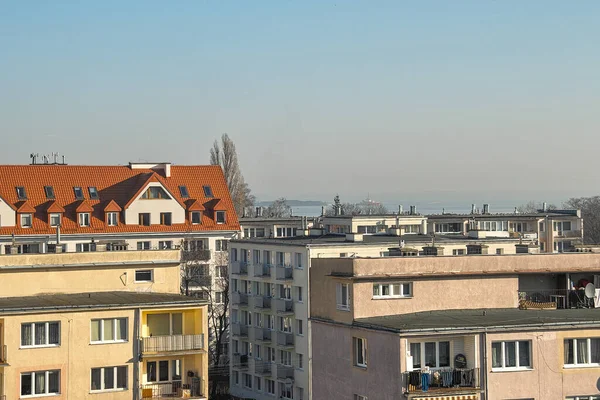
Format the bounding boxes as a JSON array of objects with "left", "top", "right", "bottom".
[
  {"left": 253, "top": 327, "right": 272, "bottom": 342},
  {"left": 276, "top": 364, "right": 294, "bottom": 380},
  {"left": 275, "top": 266, "right": 293, "bottom": 280},
  {"left": 232, "top": 292, "right": 249, "bottom": 306},
  {"left": 276, "top": 331, "right": 294, "bottom": 347},
  {"left": 232, "top": 353, "right": 249, "bottom": 369},
  {"left": 557, "top": 230, "right": 582, "bottom": 238},
  {"left": 252, "top": 263, "right": 272, "bottom": 277},
  {"left": 252, "top": 295, "right": 272, "bottom": 309},
  {"left": 142, "top": 334, "right": 204, "bottom": 353},
  {"left": 231, "top": 323, "right": 249, "bottom": 337},
  {"left": 231, "top": 261, "right": 248, "bottom": 275},
  {"left": 141, "top": 378, "right": 203, "bottom": 399},
  {"left": 518, "top": 289, "right": 593, "bottom": 309},
  {"left": 403, "top": 368, "right": 479, "bottom": 394},
  {"left": 274, "top": 298, "right": 294, "bottom": 314},
  {"left": 0, "top": 344, "right": 6, "bottom": 363},
  {"left": 254, "top": 360, "right": 272, "bottom": 376}
]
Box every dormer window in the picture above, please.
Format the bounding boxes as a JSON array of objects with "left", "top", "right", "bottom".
[
  {"left": 191, "top": 211, "right": 201, "bottom": 225},
  {"left": 44, "top": 186, "right": 55, "bottom": 199},
  {"left": 203, "top": 185, "right": 214, "bottom": 198},
  {"left": 79, "top": 212, "right": 90, "bottom": 227},
  {"left": 216, "top": 211, "right": 226, "bottom": 224},
  {"left": 74, "top": 187, "right": 84, "bottom": 200},
  {"left": 20, "top": 213, "right": 32, "bottom": 228},
  {"left": 16, "top": 186, "right": 27, "bottom": 200},
  {"left": 179, "top": 186, "right": 189, "bottom": 198},
  {"left": 107, "top": 212, "right": 118, "bottom": 226},
  {"left": 88, "top": 187, "right": 99, "bottom": 200},
  {"left": 49, "top": 213, "right": 61, "bottom": 227},
  {"left": 141, "top": 186, "right": 171, "bottom": 199}
]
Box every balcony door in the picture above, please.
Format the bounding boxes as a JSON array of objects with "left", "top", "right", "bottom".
[{"left": 147, "top": 313, "right": 183, "bottom": 336}]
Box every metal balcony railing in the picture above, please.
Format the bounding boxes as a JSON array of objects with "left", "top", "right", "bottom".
[
  {"left": 232, "top": 292, "right": 249, "bottom": 305},
  {"left": 276, "top": 331, "right": 294, "bottom": 347},
  {"left": 253, "top": 327, "right": 272, "bottom": 342},
  {"left": 231, "top": 323, "right": 249, "bottom": 337},
  {"left": 141, "top": 378, "right": 203, "bottom": 399},
  {"left": 232, "top": 353, "right": 249, "bottom": 369},
  {"left": 231, "top": 261, "right": 248, "bottom": 275},
  {"left": 142, "top": 334, "right": 204, "bottom": 353},
  {"left": 276, "top": 364, "right": 294, "bottom": 380},
  {"left": 274, "top": 298, "right": 294, "bottom": 313},
  {"left": 253, "top": 295, "right": 272, "bottom": 309},
  {"left": 403, "top": 368, "right": 479, "bottom": 393},
  {"left": 252, "top": 263, "right": 272, "bottom": 277},
  {"left": 254, "top": 360, "right": 272, "bottom": 376},
  {"left": 275, "top": 265, "right": 293, "bottom": 280},
  {"left": 518, "top": 289, "right": 593, "bottom": 309}
]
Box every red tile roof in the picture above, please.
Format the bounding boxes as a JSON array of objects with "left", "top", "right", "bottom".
[{"left": 0, "top": 164, "right": 240, "bottom": 236}]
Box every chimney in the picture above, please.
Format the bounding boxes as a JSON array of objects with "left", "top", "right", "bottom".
[
  {"left": 321, "top": 205, "right": 326, "bottom": 216},
  {"left": 335, "top": 205, "right": 342, "bottom": 216},
  {"left": 542, "top": 202, "right": 548, "bottom": 212},
  {"left": 255, "top": 207, "right": 263, "bottom": 217},
  {"left": 398, "top": 205, "right": 403, "bottom": 214},
  {"left": 471, "top": 204, "right": 476, "bottom": 214},
  {"left": 483, "top": 204, "right": 489, "bottom": 214},
  {"left": 409, "top": 205, "right": 416, "bottom": 215}
]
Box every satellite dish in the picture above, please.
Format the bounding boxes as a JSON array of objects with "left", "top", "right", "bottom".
[
  {"left": 284, "top": 378, "right": 293, "bottom": 389},
  {"left": 585, "top": 283, "right": 596, "bottom": 299}
]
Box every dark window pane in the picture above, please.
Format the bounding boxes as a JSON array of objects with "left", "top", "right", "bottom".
[
  {"left": 147, "top": 362, "right": 157, "bottom": 382},
  {"left": 35, "top": 323, "right": 46, "bottom": 345},
  {"left": 48, "top": 371, "right": 59, "bottom": 394},
  {"left": 91, "top": 369, "right": 101, "bottom": 390},
  {"left": 21, "top": 324, "right": 32, "bottom": 346},
  {"left": 159, "top": 360, "right": 169, "bottom": 381},
  {"left": 439, "top": 341, "right": 450, "bottom": 367},
  {"left": 21, "top": 373, "right": 32, "bottom": 395},
  {"left": 425, "top": 342, "right": 436, "bottom": 367},
  {"left": 104, "top": 367, "right": 114, "bottom": 389},
  {"left": 49, "top": 322, "right": 59, "bottom": 345},
  {"left": 565, "top": 340, "right": 574, "bottom": 364},
  {"left": 117, "top": 366, "right": 127, "bottom": 389},
  {"left": 492, "top": 342, "right": 503, "bottom": 368},
  {"left": 505, "top": 341, "right": 517, "bottom": 367}
]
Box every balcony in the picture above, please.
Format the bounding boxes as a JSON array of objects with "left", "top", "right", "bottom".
[
  {"left": 557, "top": 229, "right": 582, "bottom": 238},
  {"left": 276, "top": 331, "right": 294, "bottom": 348},
  {"left": 275, "top": 265, "right": 293, "bottom": 281},
  {"left": 142, "top": 334, "right": 205, "bottom": 355},
  {"left": 232, "top": 292, "right": 249, "bottom": 306},
  {"left": 273, "top": 298, "right": 294, "bottom": 314},
  {"left": 231, "top": 323, "right": 249, "bottom": 338},
  {"left": 141, "top": 379, "right": 204, "bottom": 399},
  {"left": 0, "top": 344, "right": 6, "bottom": 364},
  {"left": 231, "top": 261, "right": 248, "bottom": 276},
  {"left": 276, "top": 364, "right": 295, "bottom": 380},
  {"left": 252, "top": 263, "right": 272, "bottom": 278},
  {"left": 254, "top": 360, "right": 272, "bottom": 376},
  {"left": 402, "top": 368, "right": 479, "bottom": 397},
  {"left": 518, "top": 289, "right": 593, "bottom": 309},
  {"left": 253, "top": 327, "right": 272, "bottom": 342},
  {"left": 252, "top": 295, "right": 272, "bottom": 309},
  {"left": 232, "top": 353, "right": 249, "bottom": 369}
]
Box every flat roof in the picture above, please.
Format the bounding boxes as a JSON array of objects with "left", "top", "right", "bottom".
[
  {"left": 0, "top": 291, "right": 206, "bottom": 314},
  {"left": 353, "top": 308, "right": 600, "bottom": 334}
]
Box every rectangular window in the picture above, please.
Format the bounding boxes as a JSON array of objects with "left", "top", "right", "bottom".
[
  {"left": 266, "top": 379, "right": 275, "bottom": 394},
  {"left": 297, "top": 353, "right": 303, "bottom": 369},
  {"left": 336, "top": 283, "right": 350, "bottom": 311},
  {"left": 91, "top": 366, "right": 127, "bottom": 391},
  {"left": 372, "top": 282, "right": 412, "bottom": 298},
  {"left": 21, "top": 322, "right": 60, "bottom": 347},
  {"left": 243, "top": 373, "right": 252, "bottom": 389},
  {"left": 44, "top": 186, "right": 55, "bottom": 199},
  {"left": 74, "top": 186, "right": 84, "bottom": 200},
  {"left": 203, "top": 185, "right": 214, "bottom": 198},
  {"left": 88, "top": 187, "right": 99, "bottom": 200},
  {"left": 279, "top": 382, "right": 293, "bottom": 399},
  {"left": 296, "top": 286, "right": 303, "bottom": 302},
  {"left": 76, "top": 243, "right": 96, "bottom": 252},
  {"left": 107, "top": 212, "right": 118, "bottom": 226},
  {"left": 91, "top": 318, "right": 127, "bottom": 343},
  {"left": 50, "top": 213, "right": 61, "bottom": 227},
  {"left": 233, "top": 371, "right": 239, "bottom": 385},
  {"left": 231, "top": 248, "right": 238, "bottom": 262},
  {"left": 255, "top": 376, "right": 262, "bottom": 391},
  {"left": 564, "top": 338, "right": 600, "bottom": 367},
  {"left": 297, "top": 320, "right": 303, "bottom": 335},
  {"left": 216, "top": 239, "right": 228, "bottom": 251},
  {"left": 409, "top": 341, "right": 450, "bottom": 368},
  {"left": 146, "top": 360, "right": 170, "bottom": 382},
  {"left": 135, "top": 270, "right": 153, "bottom": 282},
  {"left": 16, "top": 186, "right": 27, "bottom": 200},
  {"left": 216, "top": 211, "right": 226, "bottom": 224},
  {"left": 354, "top": 396, "right": 368, "bottom": 400},
  {"left": 160, "top": 212, "right": 172, "bottom": 225},
  {"left": 79, "top": 212, "right": 90, "bottom": 227},
  {"left": 191, "top": 211, "right": 201, "bottom": 224},
  {"left": 295, "top": 252, "right": 303, "bottom": 268},
  {"left": 137, "top": 241, "right": 151, "bottom": 250},
  {"left": 21, "top": 213, "right": 32, "bottom": 228},
  {"left": 158, "top": 240, "right": 172, "bottom": 249},
  {"left": 21, "top": 370, "right": 60, "bottom": 396},
  {"left": 353, "top": 337, "right": 367, "bottom": 367},
  {"left": 179, "top": 185, "right": 189, "bottom": 198},
  {"left": 410, "top": 343, "right": 421, "bottom": 368},
  {"left": 139, "top": 213, "right": 150, "bottom": 226},
  {"left": 280, "top": 350, "right": 292, "bottom": 366},
  {"left": 453, "top": 249, "right": 465, "bottom": 255},
  {"left": 492, "top": 340, "right": 532, "bottom": 370}
]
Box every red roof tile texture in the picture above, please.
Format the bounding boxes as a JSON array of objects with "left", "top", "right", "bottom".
[{"left": 0, "top": 164, "right": 240, "bottom": 235}]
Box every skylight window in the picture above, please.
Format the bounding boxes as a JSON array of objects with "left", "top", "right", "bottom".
[
  {"left": 179, "top": 186, "right": 189, "bottom": 198},
  {"left": 16, "top": 186, "right": 27, "bottom": 200},
  {"left": 44, "top": 186, "right": 55, "bottom": 200},
  {"left": 88, "top": 187, "right": 99, "bottom": 200},
  {"left": 74, "top": 187, "right": 84, "bottom": 200},
  {"left": 203, "top": 185, "right": 213, "bottom": 198}
]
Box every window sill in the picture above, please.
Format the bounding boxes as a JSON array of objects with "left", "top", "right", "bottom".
[
  {"left": 90, "top": 340, "right": 128, "bottom": 345},
  {"left": 491, "top": 367, "right": 533, "bottom": 372},
  {"left": 20, "top": 344, "right": 60, "bottom": 349},
  {"left": 90, "top": 388, "right": 128, "bottom": 394},
  {"left": 134, "top": 281, "right": 153, "bottom": 284},
  {"left": 336, "top": 307, "right": 351, "bottom": 312},
  {"left": 20, "top": 393, "right": 60, "bottom": 399},
  {"left": 353, "top": 364, "right": 368, "bottom": 371},
  {"left": 563, "top": 364, "right": 600, "bottom": 369},
  {"left": 372, "top": 296, "right": 412, "bottom": 300}
]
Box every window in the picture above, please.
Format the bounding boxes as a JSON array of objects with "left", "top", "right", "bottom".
[
  {"left": 88, "top": 187, "right": 99, "bottom": 200},
  {"left": 492, "top": 340, "right": 532, "bottom": 370},
  {"left": 242, "top": 373, "right": 252, "bottom": 389},
  {"left": 231, "top": 248, "right": 238, "bottom": 262},
  {"left": 297, "top": 387, "right": 304, "bottom": 400},
  {"left": 146, "top": 360, "right": 170, "bottom": 382},
  {"left": 91, "top": 366, "right": 127, "bottom": 391},
  {"left": 216, "top": 211, "right": 226, "bottom": 224},
  {"left": 179, "top": 185, "right": 189, "bottom": 198},
  {"left": 215, "top": 292, "right": 224, "bottom": 304},
  {"left": 496, "top": 248, "right": 504, "bottom": 255},
  {"left": 255, "top": 376, "right": 262, "bottom": 391},
  {"left": 297, "top": 353, "right": 303, "bottom": 369},
  {"left": 295, "top": 253, "right": 303, "bottom": 268},
  {"left": 279, "top": 317, "right": 292, "bottom": 333},
  {"left": 353, "top": 337, "right": 367, "bottom": 367},
  {"left": 141, "top": 186, "right": 171, "bottom": 199},
  {"left": 357, "top": 225, "right": 377, "bottom": 234},
  {"left": 91, "top": 318, "right": 127, "bottom": 343},
  {"left": 147, "top": 313, "right": 182, "bottom": 336},
  {"left": 566, "top": 397, "right": 600, "bottom": 400},
  {"left": 21, "top": 322, "right": 60, "bottom": 347},
  {"left": 372, "top": 282, "right": 412, "bottom": 298},
  {"left": 266, "top": 379, "right": 275, "bottom": 394},
  {"left": 336, "top": 283, "right": 350, "bottom": 311},
  {"left": 106, "top": 212, "right": 118, "bottom": 226},
  {"left": 453, "top": 249, "right": 465, "bottom": 255},
  {"left": 16, "top": 186, "right": 27, "bottom": 200},
  {"left": 216, "top": 239, "right": 228, "bottom": 251},
  {"left": 74, "top": 186, "right": 84, "bottom": 200},
  {"left": 296, "top": 286, "right": 303, "bottom": 302},
  {"left": 409, "top": 340, "right": 451, "bottom": 368},
  {"left": 280, "top": 350, "right": 292, "bottom": 366},
  {"left": 564, "top": 338, "right": 600, "bottom": 367},
  {"left": 216, "top": 265, "right": 227, "bottom": 277},
  {"left": 256, "top": 228, "right": 265, "bottom": 237},
  {"left": 297, "top": 320, "right": 303, "bottom": 335},
  {"left": 158, "top": 240, "right": 172, "bottom": 249},
  {"left": 137, "top": 241, "right": 151, "bottom": 250},
  {"left": 135, "top": 270, "right": 153, "bottom": 282},
  {"left": 191, "top": 211, "right": 201, "bottom": 224},
  {"left": 79, "top": 212, "right": 90, "bottom": 227},
  {"left": 279, "top": 382, "right": 293, "bottom": 399},
  {"left": 355, "top": 396, "right": 368, "bottom": 400},
  {"left": 76, "top": 243, "right": 96, "bottom": 252},
  {"left": 44, "top": 186, "right": 55, "bottom": 199},
  {"left": 20, "top": 213, "right": 32, "bottom": 228},
  {"left": 267, "top": 346, "right": 276, "bottom": 362},
  {"left": 21, "top": 370, "right": 60, "bottom": 397},
  {"left": 233, "top": 371, "right": 239, "bottom": 385},
  {"left": 203, "top": 185, "right": 213, "bottom": 198},
  {"left": 49, "top": 213, "right": 61, "bottom": 227},
  {"left": 139, "top": 213, "right": 150, "bottom": 226},
  {"left": 160, "top": 212, "right": 172, "bottom": 225}
]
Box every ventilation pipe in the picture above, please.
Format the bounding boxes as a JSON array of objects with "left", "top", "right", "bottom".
[
  {"left": 483, "top": 204, "right": 489, "bottom": 214},
  {"left": 471, "top": 204, "right": 476, "bottom": 214}
]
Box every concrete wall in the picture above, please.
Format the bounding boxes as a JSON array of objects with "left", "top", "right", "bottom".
[
  {"left": 125, "top": 182, "right": 186, "bottom": 225},
  {"left": 309, "top": 257, "right": 355, "bottom": 324},
  {"left": 311, "top": 321, "right": 402, "bottom": 400},
  {"left": 0, "top": 198, "right": 15, "bottom": 227}
]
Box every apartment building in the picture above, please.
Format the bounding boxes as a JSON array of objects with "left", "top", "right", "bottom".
[
  {"left": 228, "top": 229, "right": 544, "bottom": 400},
  {"left": 0, "top": 250, "right": 208, "bottom": 399},
  {"left": 239, "top": 214, "right": 315, "bottom": 239},
  {"left": 310, "top": 254, "right": 600, "bottom": 400}
]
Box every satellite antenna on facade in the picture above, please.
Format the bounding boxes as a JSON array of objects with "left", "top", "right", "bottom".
[
  {"left": 284, "top": 378, "right": 294, "bottom": 390},
  {"left": 585, "top": 283, "right": 596, "bottom": 306}
]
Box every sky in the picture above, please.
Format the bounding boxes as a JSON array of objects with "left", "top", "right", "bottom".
[{"left": 1, "top": 1, "right": 599, "bottom": 204}]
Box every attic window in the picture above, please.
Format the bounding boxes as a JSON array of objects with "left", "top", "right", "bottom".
[
  {"left": 44, "top": 186, "right": 55, "bottom": 199},
  {"left": 203, "top": 185, "right": 213, "bottom": 198},
  {"left": 16, "top": 186, "right": 27, "bottom": 200},
  {"left": 141, "top": 186, "right": 171, "bottom": 199},
  {"left": 179, "top": 186, "right": 189, "bottom": 198},
  {"left": 74, "top": 187, "right": 84, "bottom": 200},
  {"left": 88, "top": 187, "right": 99, "bottom": 200}
]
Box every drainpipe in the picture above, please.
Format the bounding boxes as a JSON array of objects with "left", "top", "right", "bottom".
[
  {"left": 482, "top": 331, "right": 488, "bottom": 400},
  {"left": 133, "top": 308, "right": 141, "bottom": 400}
]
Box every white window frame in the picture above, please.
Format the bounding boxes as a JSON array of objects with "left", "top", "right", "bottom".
[
  {"left": 296, "top": 320, "right": 303, "bottom": 336},
  {"left": 20, "top": 213, "right": 32, "bottom": 228},
  {"left": 280, "top": 350, "right": 292, "bottom": 366},
  {"left": 21, "top": 321, "right": 60, "bottom": 348},
  {"left": 564, "top": 338, "right": 600, "bottom": 368},
  {"left": 354, "top": 337, "right": 367, "bottom": 368},
  {"left": 107, "top": 212, "right": 118, "bottom": 226},
  {"left": 336, "top": 283, "right": 350, "bottom": 311},
  {"left": 216, "top": 211, "right": 226, "bottom": 224},
  {"left": 566, "top": 397, "right": 600, "bottom": 400},
  {"left": 354, "top": 395, "right": 368, "bottom": 400},
  {"left": 79, "top": 212, "right": 90, "bottom": 227},
  {"left": 266, "top": 379, "right": 275, "bottom": 395},
  {"left": 21, "top": 370, "right": 60, "bottom": 397},
  {"left": 409, "top": 340, "right": 452, "bottom": 369},
  {"left": 90, "top": 366, "right": 128, "bottom": 392},
  {"left": 90, "top": 318, "right": 128, "bottom": 344},
  {"left": 49, "top": 213, "right": 61, "bottom": 227},
  {"left": 372, "top": 282, "right": 412, "bottom": 299},
  {"left": 491, "top": 340, "right": 532, "bottom": 371},
  {"left": 279, "top": 382, "right": 293, "bottom": 399},
  {"left": 135, "top": 270, "right": 153, "bottom": 283},
  {"left": 137, "top": 241, "right": 151, "bottom": 250},
  {"left": 297, "top": 353, "right": 303, "bottom": 370}
]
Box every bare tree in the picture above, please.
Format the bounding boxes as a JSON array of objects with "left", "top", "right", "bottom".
[
  {"left": 210, "top": 134, "right": 255, "bottom": 216},
  {"left": 325, "top": 195, "right": 389, "bottom": 216},
  {"left": 517, "top": 201, "right": 557, "bottom": 214},
  {"left": 180, "top": 239, "right": 211, "bottom": 296},
  {"left": 265, "top": 197, "right": 293, "bottom": 218},
  {"left": 564, "top": 196, "right": 600, "bottom": 244}
]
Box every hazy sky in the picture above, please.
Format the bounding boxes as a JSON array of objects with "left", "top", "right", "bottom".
[{"left": 1, "top": 1, "right": 599, "bottom": 203}]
